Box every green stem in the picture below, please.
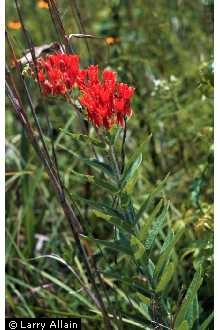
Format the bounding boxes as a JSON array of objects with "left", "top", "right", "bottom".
[{"left": 109, "top": 144, "right": 121, "bottom": 180}]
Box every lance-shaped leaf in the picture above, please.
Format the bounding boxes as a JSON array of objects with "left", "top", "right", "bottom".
[
  {"left": 143, "top": 201, "right": 169, "bottom": 251},
  {"left": 60, "top": 130, "right": 106, "bottom": 149},
  {"left": 120, "top": 153, "right": 142, "bottom": 190},
  {"left": 185, "top": 296, "right": 199, "bottom": 330},
  {"left": 93, "top": 210, "right": 134, "bottom": 235},
  {"left": 128, "top": 133, "right": 152, "bottom": 165},
  {"left": 154, "top": 224, "right": 185, "bottom": 280},
  {"left": 143, "top": 258, "right": 155, "bottom": 284},
  {"left": 72, "top": 170, "right": 95, "bottom": 183},
  {"left": 130, "top": 235, "right": 146, "bottom": 260},
  {"left": 58, "top": 145, "right": 116, "bottom": 178},
  {"left": 138, "top": 199, "right": 163, "bottom": 242},
  {"left": 177, "top": 321, "right": 190, "bottom": 330},
  {"left": 76, "top": 156, "right": 115, "bottom": 178},
  {"left": 135, "top": 292, "right": 151, "bottom": 305},
  {"left": 155, "top": 261, "right": 175, "bottom": 293},
  {"left": 136, "top": 174, "right": 169, "bottom": 222},
  {"left": 76, "top": 195, "right": 134, "bottom": 234},
  {"left": 72, "top": 170, "right": 119, "bottom": 193},
  {"left": 200, "top": 311, "right": 214, "bottom": 330},
  {"left": 80, "top": 235, "right": 132, "bottom": 255},
  {"left": 118, "top": 134, "right": 152, "bottom": 192},
  {"left": 174, "top": 266, "right": 203, "bottom": 328},
  {"left": 74, "top": 196, "right": 124, "bottom": 219}
]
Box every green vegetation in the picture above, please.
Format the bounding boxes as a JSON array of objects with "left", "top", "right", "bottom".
[{"left": 6, "top": 0, "right": 213, "bottom": 329}]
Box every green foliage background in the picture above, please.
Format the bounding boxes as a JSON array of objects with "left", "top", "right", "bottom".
[{"left": 6, "top": 0, "right": 213, "bottom": 328}]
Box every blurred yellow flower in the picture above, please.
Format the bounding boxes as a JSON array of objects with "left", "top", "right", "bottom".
[
  {"left": 7, "top": 20, "right": 21, "bottom": 30},
  {"left": 37, "top": 0, "right": 49, "bottom": 9},
  {"left": 105, "top": 36, "right": 120, "bottom": 45}
]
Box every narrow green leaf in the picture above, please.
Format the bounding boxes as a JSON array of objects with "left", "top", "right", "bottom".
[
  {"left": 193, "top": 296, "right": 200, "bottom": 329},
  {"left": 58, "top": 145, "right": 115, "bottom": 178},
  {"left": 136, "top": 292, "right": 151, "bottom": 305},
  {"left": 55, "top": 113, "right": 75, "bottom": 146},
  {"left": 104, "top": 277, "right": 152, "bottom": 323},
  {"left": 174, "top": 266, "right": 203, "bottom": 328},
  {"left": 93, "top": 210, "right": 133, "bottom": 234},
  {"left": 147, "top": 258, "right": 155, "bottom": 281},
  {"left": 136, "top": 174, "right": 169, "bottom": 222},
  {"left": 60, "top": 130, "right": 106, "bottom": 149},
  {"left": 72, "top": 195, "right": 134, "bottom": 233},
  {"left": 94, "top": 178, "right": 119, "bottom": 193},
  {"left": 74, "top": 195, "right": 124, "bottom": 219},
  {"left": 155, "top": 262, "right": 174, "bottom": 293},
  {"left": 127, "top": 133, "right": 152, "bottom": 165},
  {"left": 21, "top": 261, "right": 95, "bottom": 310},
  {"left": 154, "top": 225, "right": 185, "bottom": 279},
  {"left": 7, "top": 282, "right": 35, "bottom": 317},
  {"left": 130, "top": 235, "right": 146, "bottom": 260},
  {"left": 177, "top": 320, "right": 190, "bottom": 330},
  {"left": 80, "top": 235, "right": 132, "bottom": 255},
  {"left": 72, "top": 170, "right": 119, "bottom": 193},
  {"left": 186, "top": 296, "right": 199, "bottom": 329},
  {"left": 124, "top": 169, "right": 139, "bottom": 193},
  {"left": 102, "top": 272, "right": 154, "bottom": 298},
  {"left": 200, "top": 311, "right": 214, "bottom": 330},
  {"left": 92, "top": 210, "right": 111, "bottom": 221},
  {"left": 144, "top": 201, "right": 169, "bottom": 251},
  {"left": 79, "top": 158, "right": 115, "bottom": 178},
  {"left": 72, "top": 170, "right": 95, "bottom": 183},
  {"left": 120, "top": 154, "right": 142, "bottom": 190},
  {"left": 5, "top": 288, "right": 17, "bottom": 312},
  {"left": 138, "top": 199, "right": 163, "bottom": 242}
]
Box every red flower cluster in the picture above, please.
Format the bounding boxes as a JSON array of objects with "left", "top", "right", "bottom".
[
  {"left": 78, "top": 65, "right": 135, "bottom": 128},
  {"left": 33, "top": 53, "right": 80, "bottom": 96},
  {"left": 31, "top": 53, "right": 135, "bottom": 129}
]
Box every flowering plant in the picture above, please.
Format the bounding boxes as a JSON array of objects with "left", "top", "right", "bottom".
[
  {"left": 6, "top": 0, "right": 212, "bottom": 328},
  {"left": 30, "top": 53, "right": 135, "bottom": 129},
  {"left": 16, "top": 49, "right": 204, "bottom": 329}
]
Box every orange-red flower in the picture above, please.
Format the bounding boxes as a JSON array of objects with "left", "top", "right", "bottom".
[
  {"left": 105, "top": 36, "right": 120, "bottom": 45},
  {"left": 7, "top": 20, "right": 21, "bottom": 30},
  {"left": 30, "top": 53, "right": 135, "bottom": 129},
  {"left": 37, "top": 0, "right": 49, "bottom": 9},
  {"left": 32, "top": 53, "right": 80, "bottom": 96},
  {"left": 79, "top": 65, "right": 135, "bottom": 129}
]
